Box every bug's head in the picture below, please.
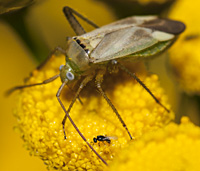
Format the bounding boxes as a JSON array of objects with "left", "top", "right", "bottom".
[
  {"left": 93, "top": 137, "right": 97, "bottom": 143},
  {"left": 59, "top": 63, "right": 77, "bottom": 84}
]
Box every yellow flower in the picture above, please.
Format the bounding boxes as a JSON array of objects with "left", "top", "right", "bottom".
[
  {"left": 109, "top": 117, "right": 200, "bottom": 171},
  {"left": 0, "top": 0, "right": 34, "bottom": 14},
  {"left": 169, "top": 0, "right": 200, "bottom": 94},
  {"left": 14, "top": 54, "right": 173, "bottom": 170}
]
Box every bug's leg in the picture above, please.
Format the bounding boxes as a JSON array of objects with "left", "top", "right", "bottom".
[
  {"left": 63, "top": 6, "right": 99, "bottom": 36},
  {"left": 5, "top": 74, "right": 60, "bottom": 96},
  {"left": 62, "top": 74, "right": 95, "bottom": 139},
  {"left": 36, "top": 46, "right": 66, "bottom": 71},
  {"left": 77, "top": 96, "right": 83, "bottom": 105},
  {"left": 6, "top": 47, "right": 65, "bottom": 95},
  {"left": 95, "top": 70, "right": 133, "bottom": 140},
  {"left": 67, "top": 85, "right": 83, "bottom": 105},
  {"left": 56, "top": 81, "right": 108, "bottom": 166},
  {"left": 117, "top": 62, "right": 170, "bottom": 113},
  {"left": 6, "top": 46, "right": 65, "bottom": 96}
]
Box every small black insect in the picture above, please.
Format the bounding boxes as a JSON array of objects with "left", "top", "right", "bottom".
[
  {"left": 93, "top": 135, "right": 118, "bottom": 144},
  {"left": 93, "top": 135, "right": 111, "bottom": 143}
]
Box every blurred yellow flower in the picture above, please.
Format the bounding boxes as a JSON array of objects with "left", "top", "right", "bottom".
[
  {"left": 169, "top": 0, "right": 200, "bottom": 94},
  {"left": 138, "top": 0, "right": 170, "bottom": 5},
  {"left": 109, "top": 117, "right": 200, "bottom": 171},
  {"left": 14, "top": 54, "right": 173, "bottom": 170},
  {"left": 0, "top": 0, "right": 34, "bottom": 14}
]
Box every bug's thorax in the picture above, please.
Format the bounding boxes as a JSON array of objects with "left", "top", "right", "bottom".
[
  {"left": 60, "top": 37, "right": 110, "bottom": 84},
  {"left": 65, "top": 37, "right": 91, "bottom": 71}
]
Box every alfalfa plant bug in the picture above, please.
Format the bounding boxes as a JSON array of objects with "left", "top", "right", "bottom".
[{"left": 7, "top": 6, "right": 185, "bottom": 166}]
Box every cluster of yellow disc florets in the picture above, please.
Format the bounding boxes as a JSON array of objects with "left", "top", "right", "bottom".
[
  {"left": 109, "top": 117, "right": 200, "bottom": 171},
  {"left": 14, "top": 54, "right": 173, "bottom": 170}
]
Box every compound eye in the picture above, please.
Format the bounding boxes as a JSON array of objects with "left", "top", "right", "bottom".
[
  {"left": 66, "top": 71, "right": 75, "bottom": 80},
  {"left": 59, "top": 64, "right": 64, "bottom": 71},
  {"left": 93, "top": 138, "right": 97, "bottom": 143}
]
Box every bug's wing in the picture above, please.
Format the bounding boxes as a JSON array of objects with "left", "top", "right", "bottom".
[
  {"left": 81, "top": 16, "right": 185, "bottom": 63},
  {"left": 90, "top": 26, "right": 172, "bottom": 63},
  {"left": 80, "top": 16, "right": 158, "bottom": 45},
  {"left": 139, "top": 17, "right": 185, "bottom": 35},
  {"left": 106, "top": 136, "right": 118, "bottom": 140}
]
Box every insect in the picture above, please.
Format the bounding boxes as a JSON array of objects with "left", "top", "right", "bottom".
[
  {"left": 93, "top": 135, "right": 118, "bottom": 144},
  {"left": 7, "top": 6, "right": 185, "bottom": 166}
]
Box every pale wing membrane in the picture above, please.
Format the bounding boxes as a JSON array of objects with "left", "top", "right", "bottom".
[
  {"left": 76, "top": 16, "right": 183, "bottom": 63},
  {"left": 106, "top": 136, "right": 118, "bottom": 140},
  {"left": 80, "top": 16, "right": 158, "bottom": 44},
  {"left": 91, "top": 27, "right": 158, "bottom": 63},
  {"left": 76, "top": 16, "right": 159, "bottom": 57}
]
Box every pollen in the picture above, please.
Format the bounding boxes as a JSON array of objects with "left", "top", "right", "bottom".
[
  {"left": 109, "top": 117, "right": 200, "bottom": 171},
  {"left": 14, "top": 54, "right": 173, "bottom": 170},
  {"left": 169, "top": 0, "right": 200, "bottom": 94}
]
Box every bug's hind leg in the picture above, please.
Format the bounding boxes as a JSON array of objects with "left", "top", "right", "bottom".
[
  {"left": 63, "top": 6, "right": 99, "bottom": 36},
  {"left": 95, "top": 70, "right": 133, "bottom": 140},
  {"left": 117, "top": 61, "right": 170, "bottom": 113},
  {"left": 57, "top": 80, "right": 108, "bottom": 166}
]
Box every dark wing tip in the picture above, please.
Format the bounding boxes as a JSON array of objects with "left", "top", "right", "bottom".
[
  {"left": 162, "top": 19, "right": 186, "bottom": 35},
  {"left": 140, "top": 18, "right": 186, "bottom": 35}
]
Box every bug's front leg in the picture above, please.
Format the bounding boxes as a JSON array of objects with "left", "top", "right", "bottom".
[
  {"left": 56, "top": 80, "right": 108, "bottom": 166},
  {"left": 62, "top": 73, "right": 95, "bottom": 139},
  {"left": 95, "top": 70, "right": 133, "bottom": 140},
  {"left": 63, "top": 6, "right": 99, "bottom": 36}
]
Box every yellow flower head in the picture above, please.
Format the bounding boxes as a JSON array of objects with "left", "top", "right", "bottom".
[
  {"left": 169, "top": 0, "right": 200, "bottom": 94},
  {"left": 14, "top": 54, "right": 173, "bottom": 170},
  {"left": 109, "top": 117, "right": 200, "bottom": 171}
]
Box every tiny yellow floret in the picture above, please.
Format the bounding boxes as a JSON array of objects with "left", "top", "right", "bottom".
[
  {"left": 14, "top": 54, "right": 173, "bottom": 170},
  {"left": 109, "top": 117, "right": 200, "bottom": 171}
]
